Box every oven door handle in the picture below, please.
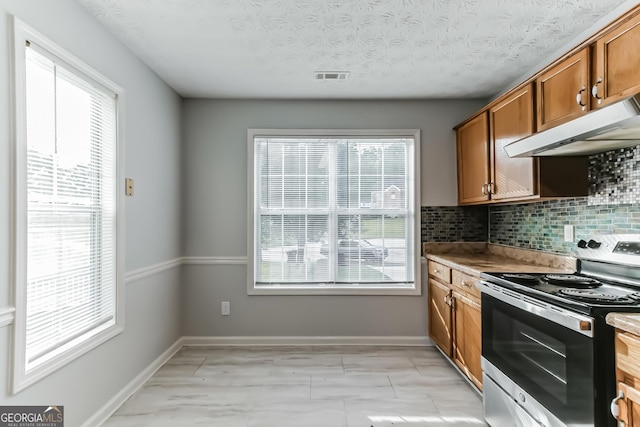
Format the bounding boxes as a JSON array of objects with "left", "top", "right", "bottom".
[{"left": 479, "top": 281, "right": 595, "bottom": 338}]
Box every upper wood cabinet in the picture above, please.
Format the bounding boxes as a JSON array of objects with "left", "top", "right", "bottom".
[
  {"left": 490, "top": 85, "right": 536, "bottom": 201},
  {"left": 536, "top": 47, "right": 590, "bottom": 131},
  {"left": 592, "top": 11, "right": 640, "bottom": 108},
  {"left": 453, "top": 5, "right": 640, "bottom": 205},
  {"left": 456, "top": 112, "right": 490, "bottom": 205},
  {"left": 456, "top": 84, "right": 588, "bottom": 205},
  {"left": 537, "top": 11, "right": 640, "bottom": 125}
]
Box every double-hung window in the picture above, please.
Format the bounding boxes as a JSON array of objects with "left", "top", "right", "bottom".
[
  {"left": 248, "top": 130, "right": 420, "bottom": 295},
  {"left": 13, "top": 21, "right": 123, "bottom": 391}
]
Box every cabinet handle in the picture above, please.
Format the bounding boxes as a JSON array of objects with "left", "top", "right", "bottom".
[
  {"left": 443, "top": 295, "right": 453, "bottom": 307},
  {"left": 488, "top": 182, "right": 494, "bottom": 194},
  {"left": 461, "top": 280, "right": 473, "bottom": 288},
  {"left": 433, "top": 268, "right": 441, "bottom": 274},
  {"left": 591, "top": 77, "right": 603, "bottom": 104},
  {"left": 610, "top": 390, "right": 625, "bottom": 427},
  {"left": 576, "top": 86, "right": 587, "bottom": 111},
  {"left": 481, "top": 184, "right": 487, "bottom": 195}
]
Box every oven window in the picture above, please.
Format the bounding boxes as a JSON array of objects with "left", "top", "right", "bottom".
[
  {"left": 482, "top": 294, "right": 594, "bottom": 424},
  {"left": 493, "top": 310, "right": 568, "bottom": 404}
]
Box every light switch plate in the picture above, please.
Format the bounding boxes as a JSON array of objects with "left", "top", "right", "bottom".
[{"left": 125, "top": 178, "right": 134, "bottom": 196}]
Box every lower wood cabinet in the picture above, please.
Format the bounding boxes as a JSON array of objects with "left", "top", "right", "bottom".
[
  {"left": 428, "top": 278, "right": 452, "bottom": 358},
  {"left": 614, "top": 330, "right": 640, "bottom": 427},
  {"left": 615, "top": 382, "right": 640, "bottom": 427},
  {"left": 453, "top": 291, "right": 482, "bottom": 390},
  {"left": 427, "top": 260, "right": 482, "bottom": 390}
]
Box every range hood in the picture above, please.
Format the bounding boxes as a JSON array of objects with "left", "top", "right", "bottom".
[{"left": 505, "top": 94, "right": 640, "bottom": 157}]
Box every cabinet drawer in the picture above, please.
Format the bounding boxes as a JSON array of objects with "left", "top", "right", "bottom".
[
  {"left": 452, "top": 270, "right": 481, "bottom": 299},
  {"left": 616, "top": 331, "right": 640, "bottom": 380},
  {"left": 428, "top": 261, "right": 451, "bottom": 283}
]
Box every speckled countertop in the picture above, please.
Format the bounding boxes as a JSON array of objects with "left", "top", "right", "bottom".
[
  {"left": 427, "top": 253, "right": 572, "bottom": 277},
  {"left": 424, "top": 243, "right": 576, "bottom": 277},
  {"left": 606, "top": 313, "right": 640, "bottom": 335}
]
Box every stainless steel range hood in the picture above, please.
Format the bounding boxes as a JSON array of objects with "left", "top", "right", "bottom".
[{"left": 505, "top": 94, "right": 640, "bottom": 157}]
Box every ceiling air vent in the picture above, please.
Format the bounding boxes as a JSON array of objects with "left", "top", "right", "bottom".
[{"left": 314, "top": 71, "right": 350, "bottom": 80}]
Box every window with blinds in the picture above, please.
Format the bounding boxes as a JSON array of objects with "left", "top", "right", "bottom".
[
  {"left": 13, "top": 23, "right": 122, "bottom": 391},
  {"left": 249, "top": 131, "right": 419, "bottom": 294}
]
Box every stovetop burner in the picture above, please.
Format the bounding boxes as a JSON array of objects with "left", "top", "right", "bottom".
[
  {"left": 543, "top": 274, "right": 601, "bottom": 288},
  {"left": 557, "top": 288, "right": 635, "bottom": 304}
]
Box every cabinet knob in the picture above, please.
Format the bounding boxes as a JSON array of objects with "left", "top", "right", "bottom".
[
  {"left": 576, "top": 86, "right": 587, "bottom": 111},
  {"left": 433, "top": 268, "right": 441, "bottom": 274},
  {"left": 591, "top": 77, "right": 603, "bottom": 104}
]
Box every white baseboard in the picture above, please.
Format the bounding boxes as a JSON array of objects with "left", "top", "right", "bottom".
[
  {"left": 181, "top": 336, "right": 432, "bottom": 347},
  {"left": 82, "top": 337, "right": 184, "bottom": 427}
]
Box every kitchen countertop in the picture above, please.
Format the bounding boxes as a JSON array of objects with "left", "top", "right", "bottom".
[
  {"left": 424, "top": 243, "right": 576, "bottom": 277},
  {"left": 606, "top": 313, "right": 640, "bottom": 336}
]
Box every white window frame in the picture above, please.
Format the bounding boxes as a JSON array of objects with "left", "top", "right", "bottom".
[
  {"left": 11, "top": 18, "right": 125, "bottom": 393},
  {"left": 247, "top": 129, "right": 421, "bottom": 296}
]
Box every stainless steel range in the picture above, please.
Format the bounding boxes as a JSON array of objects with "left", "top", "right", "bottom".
[{"left": 479, "top": 234, "right": 640, "bottom": 427}]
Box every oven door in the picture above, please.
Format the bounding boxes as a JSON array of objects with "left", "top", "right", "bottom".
[{"left": 481, "top": 284, "right": 595, "bottom": 427}]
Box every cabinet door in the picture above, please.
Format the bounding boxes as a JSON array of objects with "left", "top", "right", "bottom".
[
  {"left": 428, "top": 279, "right": 452, "bottom": 357},
  {"left": 453, "top": 292, "right": 482, "bottom": 390},
  {"left": 593, "top": 12, "right": 640, "bottom": 108},
  {"left": 489, "top": 84, "right": 537, "bottom": 201},
  {"left": 536, "top": 48, "right": 590, "bottom": 131},
  {"left": 615, "top": 382, "right": 640, "bottom": 427},
  {"left": 456, "top": 112, "right": 490, "bottom": 205}
]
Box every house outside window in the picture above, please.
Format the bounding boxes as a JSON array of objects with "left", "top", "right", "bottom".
[
  {"left": 12, "top": 20, "right": 124, "bottom": 392},
  {"left": 248, "top": 129, "right": 420, "bottom": 296}
]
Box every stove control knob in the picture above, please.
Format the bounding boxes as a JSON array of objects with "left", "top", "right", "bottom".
[
  {"left": 577, "top": 239, "right": 588, "bottom": 248},
  {"left": 519, "top": 392, "right": 526, "bottom": 403},
  {"left": 587, "top": 239, "right": 602, "bottom": 249}
]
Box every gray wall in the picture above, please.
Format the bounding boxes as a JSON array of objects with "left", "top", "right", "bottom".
[
  {"left": 181, "top": 99, "right": 484, "bottom": 337},
  {"left": 0, "top": 1, "right": 182, "bottom": 425}
]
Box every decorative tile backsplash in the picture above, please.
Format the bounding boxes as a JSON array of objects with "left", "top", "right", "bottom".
[
  {"left": 589, "top": 145, "right": 640, "bottom": 205},
  {"left": 422, "top": 145, "right": 640, "bottom": 255},
  {"left": 489, "top": 145, "right": 640, "bottom": 255},
  {"left": 421, "top": 206, "right": 488, "bottom": 243},
  {"left": 489, "top": 198, "right": 640, "bottom": 254}
]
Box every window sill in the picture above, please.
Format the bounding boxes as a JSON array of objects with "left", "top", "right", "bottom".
[{"left": 248, "top": 284, "right": 421, "bottom": 296}]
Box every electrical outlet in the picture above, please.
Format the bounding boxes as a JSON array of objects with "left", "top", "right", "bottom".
[
  {"left": 221, "top": 301, "right": 230, "bottom": 316},
  {"left": 564, "top": 225, "right": 574, "bottom": 242}
]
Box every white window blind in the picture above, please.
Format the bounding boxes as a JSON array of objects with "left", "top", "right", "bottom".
[
  {"left": 252, "top": 134, "right": 417, "bottom": 292},
  {"left": 22, "top": 42, "right": 118, "bottom": 371}
]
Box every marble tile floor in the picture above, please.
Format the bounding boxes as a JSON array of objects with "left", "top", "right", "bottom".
[{"left": 103, "top": 345, "right": 487, "bottom": 427}]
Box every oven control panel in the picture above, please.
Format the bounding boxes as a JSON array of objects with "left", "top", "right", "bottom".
[{"left": 575, "top": 234, "right": 640, "bottom": 266}]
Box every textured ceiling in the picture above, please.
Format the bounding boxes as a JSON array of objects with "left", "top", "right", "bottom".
[{"left": 76, "top": 0, "right": 632, "bottom": 99}]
